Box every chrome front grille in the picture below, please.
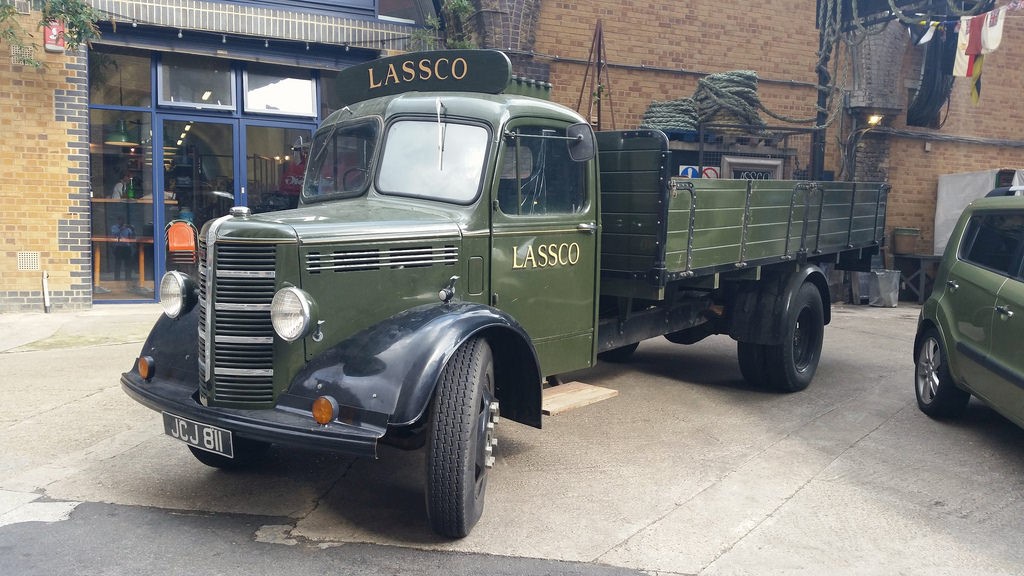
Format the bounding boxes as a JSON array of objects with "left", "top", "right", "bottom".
[
  {"left": 306, "top": 245, "right": 458, "bottom": 273},
  {"left": 198, "top": 238, "right": 277, "bottom": 406}
]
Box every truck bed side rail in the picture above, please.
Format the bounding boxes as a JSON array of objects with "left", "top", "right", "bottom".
[
  {"left": 596, "top": 129, "right": 888, "bottom": 300},
  {"left": 663, "top": 178, "right": 888, "bottom": 282}
]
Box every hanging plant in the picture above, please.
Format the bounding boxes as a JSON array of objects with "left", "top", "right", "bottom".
[
  {"left": 409, "top": 0, "right": 476, "bottom": 50},
  {"left": 0, "top": 0, "right": 100, "bottom": 67}
]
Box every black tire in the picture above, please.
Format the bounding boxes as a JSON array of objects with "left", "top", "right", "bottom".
[
  {"left": 914, "top": 328, "right": 970, "bottom": 418},
  {"left": 426, "top": 337, "right": 497, "bottom": 538},
  {"left": 764, "top": 283, "right": 824, "bottom": 392},
  {"left": 187, "top": 436, "right": 270, "bottom": 470},
  {"left": 597, "top": 342, "right": 639, "bottom": 363},
  {"left": 737, "top": 341, "right": 769, "bottom": 387}
]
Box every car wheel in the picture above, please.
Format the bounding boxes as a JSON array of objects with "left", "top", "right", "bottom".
[
  {"left": 426, "top": 336, "right": 498, "bottom": 538},
  {"left": 188, "top": 436, "right": 271, "bottom": 470},
  {"left": 915, "top": 328, "right": 970, "bottom": 419}
]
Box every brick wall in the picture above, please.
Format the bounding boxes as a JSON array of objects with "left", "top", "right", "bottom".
[
  {"left": 0, "top": 11, "right": 91, "bottom": 312},
  {"left": 529, "top": 1, "right": 1024, "bottom": 248}
]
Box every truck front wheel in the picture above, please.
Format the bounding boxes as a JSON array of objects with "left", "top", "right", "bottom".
[
  {"left": 764, "top": 283, "right": 824, "bottom": 392},
  {"left": 426, "top": 336, "right": 498, "bottom": 538}
]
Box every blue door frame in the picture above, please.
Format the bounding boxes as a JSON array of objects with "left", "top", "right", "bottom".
[{"left": 150, "top": 113, "right": 316, "bottom": 298}]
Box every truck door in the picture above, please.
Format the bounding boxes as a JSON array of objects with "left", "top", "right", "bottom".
[{"left": 490, "top": 121, "right": 599, "bottom": 377}]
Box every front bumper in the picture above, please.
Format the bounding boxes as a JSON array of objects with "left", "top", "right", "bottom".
[{"left": 121, "top": 372, "right": 382, "bottom": 458}]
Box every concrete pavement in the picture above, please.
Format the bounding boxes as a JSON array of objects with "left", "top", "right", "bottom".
[{"left": 2, "top": 302, "right": 1024, "bottom": 575}]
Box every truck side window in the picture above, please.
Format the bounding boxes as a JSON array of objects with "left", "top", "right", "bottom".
[
  {"left": 304, "top": 118, "right": 380, "bottom": 199},
  {"left": 961, "top": 213, "right": 1024, "bottom": 277},
  {"left": 498, "top": 125, "right": 586, "bottom": 216}
]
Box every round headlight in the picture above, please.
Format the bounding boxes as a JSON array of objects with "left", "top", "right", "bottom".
[
  {"left": 159, "top": 271, "right": 194, "bottom": 318},
  {"left": 271, "top": 287, "right": 317, "bottom": 342}
]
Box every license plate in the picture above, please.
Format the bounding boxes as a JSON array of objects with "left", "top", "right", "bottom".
[{"left": 162, "top": 412, "right": 234, "bottom": 458}]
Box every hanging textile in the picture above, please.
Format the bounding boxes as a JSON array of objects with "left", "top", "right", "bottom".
[
  {"left": 970, "top": 54, "right": 984, "bottom": 104},
  {"left": 952, "top": 18, "right": 969, "bottom": 76},
  {"left": 981, "top": 6, "right": 1007, "bottom": 54}
]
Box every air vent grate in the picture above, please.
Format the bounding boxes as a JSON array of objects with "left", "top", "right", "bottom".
[
  {"left": 307, "top": 245, "right": 458, "bottom": 273},
  {"left": 17, "top": 252, "right": 40, "bottom": 271}
]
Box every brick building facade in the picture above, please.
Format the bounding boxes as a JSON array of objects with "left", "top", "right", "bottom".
[
  {"left": 0, "top": 10, "right": 91, "bottom": 311},
  {"left": 1, "top": 1, "right": 1022, "bottom": 311},
  {"left": 518, "top": 1, "right": 1024, "bottom": 256}
]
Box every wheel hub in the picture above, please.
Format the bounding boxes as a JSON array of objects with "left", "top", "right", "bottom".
[{"left": 483, "top": 401, "right": 499, "bottom": 468}]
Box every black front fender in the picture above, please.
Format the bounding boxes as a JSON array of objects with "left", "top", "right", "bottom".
[
  {"left": 136, "top": 305, "right": 201, "bottom": 383},
  {"left": 289, "top": 302, "right": 542, "bottom": 430}
]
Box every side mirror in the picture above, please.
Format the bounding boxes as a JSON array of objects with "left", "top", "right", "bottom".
[{"left": 566, "top": 122, "right": 596, "bottom": 162}]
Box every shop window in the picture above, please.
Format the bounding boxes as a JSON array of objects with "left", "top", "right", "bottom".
[
  {"left": 244, "top": 63, "right": 316, "bottom": 117},
  {"left": 247, "top": 125, "right": 315, "bottom": 213},
  {"left": 158, "top": 53, "right": 235, "bottom": 110},
  {"left": 89, "top": 108, "right": 156, "bottom": 300},
  {"left": 89, "top": 47, "right": 150, "bottom": 108}
]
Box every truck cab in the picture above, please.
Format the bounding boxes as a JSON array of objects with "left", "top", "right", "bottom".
[{"left": 124, "top": 50, "right": 602, "bottom": 538}]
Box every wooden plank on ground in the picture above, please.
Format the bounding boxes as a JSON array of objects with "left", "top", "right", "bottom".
[{"left": 541, "top": 381, "right": 618, "bottom": 415}]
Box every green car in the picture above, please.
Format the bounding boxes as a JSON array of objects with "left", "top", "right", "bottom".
[{"left": 914, "top": 196, "right": 1024, "bottom": 426}]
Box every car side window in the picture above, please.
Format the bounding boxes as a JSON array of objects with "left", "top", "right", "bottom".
[{"left": 961, "top": 213, "right": 1024, "bottom": 277}]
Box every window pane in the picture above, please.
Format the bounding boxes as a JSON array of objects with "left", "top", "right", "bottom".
[
  {"left": 89, "top": 109, "right": 156, "bottom": 301},
  {"left": 159, "top": 54, "right": 235, "bottom": 110},
  {"left": 378, "top": 121, "right": 488, "bottom": 204},
  {"left": 304, "top": 119, "right": 380, "bottom": 199},
  {"left": 964, "top": 214, "right": 1024, "bottom": 275},
  {"left": 247, "top": 125, "right": 314, "bottom": 212},
  {"left": 244, "top": 64, "right": 315, "bottom": 116},
  {"left": 497, "top": 126, "right": 586, "bottom": 215},
  {"left": 89, "top": 47, "right": 150, "bottom": 107}
]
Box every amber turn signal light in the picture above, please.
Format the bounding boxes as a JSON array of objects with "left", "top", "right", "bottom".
[
  {"left": 312, "top": 395, "right": 338, "bottom": 426},
  {"left": 136, "top": 356, "right": 155, "bottom": 380}
]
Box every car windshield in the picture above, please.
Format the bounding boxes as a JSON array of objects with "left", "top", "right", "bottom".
[
  {"left": 377, "top": 119, "right": 488, "bottom": 204},
  {"left": 303, "top": 118, "right": 380, "bottom": 199}
]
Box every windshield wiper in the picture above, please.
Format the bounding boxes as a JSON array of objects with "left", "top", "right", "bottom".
[{"left": 436, "top": 97, "right": 446, "bottom": 171}]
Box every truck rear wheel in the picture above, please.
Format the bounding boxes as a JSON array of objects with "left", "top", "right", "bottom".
[
  {"left": 426, "top": 336, "right": 498, "bottom": 538},
  {"left": 737, "top": 341, "right": 769, "bottom": 386},
  {"left": 764, "top": 283, "right": 824, "bottom": 392}
]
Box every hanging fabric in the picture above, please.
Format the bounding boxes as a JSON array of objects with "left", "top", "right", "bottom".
[
  {"left": 981, "top": 6, "right": 1007, "bottom": 54},
  {"left": 966, "top": 13, "right": 984, "bottom": 56},
  {"left": 908, "top": 21, "right": 937, "bottom": 45},
  {"left": 970, "top": 55, "right": 984, "bottom": 104},
  {"left": 951, "top": 18, "right": 972, "bottom": 76}
]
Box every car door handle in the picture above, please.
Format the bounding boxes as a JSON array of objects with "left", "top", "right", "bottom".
[
  {"left": 995, "top": 305, "right": 1014, "bottom": 319},
  {"left": 946, "top": 280, "right": 959, "bottom": 292},
  {"left": 577, "top": 222, "right": 597, "bottom": 234}
]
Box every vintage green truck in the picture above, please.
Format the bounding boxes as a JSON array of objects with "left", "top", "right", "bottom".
[{"left": 122, "top": 49, "right": 888, "bottom": 537}]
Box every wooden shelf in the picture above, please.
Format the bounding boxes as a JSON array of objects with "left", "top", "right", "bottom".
[{"left": 93, "top": 197, "right": 178, "bottom": 205}]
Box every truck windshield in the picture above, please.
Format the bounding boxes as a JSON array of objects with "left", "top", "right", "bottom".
[
  {"left": 303, "top": 118, "right": 380, "bottom": 199},
  {"left": 377, "top": 120, "right": 488, "bottom": 204}
]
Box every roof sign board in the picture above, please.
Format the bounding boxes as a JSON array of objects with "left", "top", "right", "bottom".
[{"left": 335, "top": 49, "right": 513, "bottom": 105}]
